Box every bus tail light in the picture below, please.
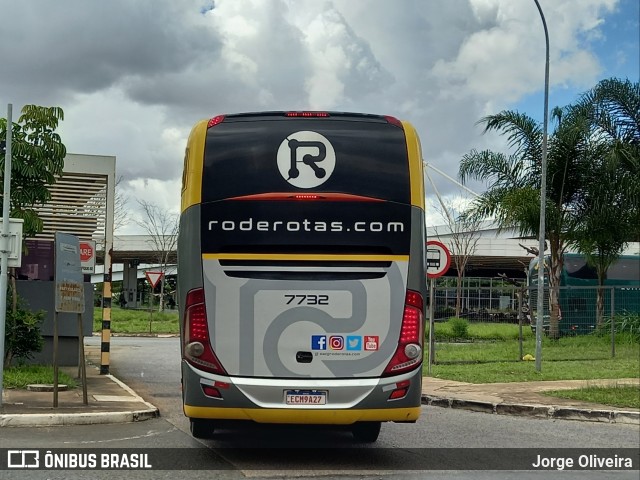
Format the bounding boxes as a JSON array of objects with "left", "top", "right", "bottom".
[
  {"left": 285, "top": 111, "right": 330, "bottom": 118},
  {"left": 383, "top": 115, "right": 403, "bottom": 128},
  {"left": 207, "top": 115, "right": 226, "bottom": 128},
  {"left": 183, "top": 288, "right": 228, "bottom": 375},
  {"left": 201, "top": 385, "right": 222, "bottom": 399},
  {"left": 388, "top": 380, "right": 411, "bottom": 400},
  {"left": 383, "top": 290, "right": 424, "bottom": 376}
]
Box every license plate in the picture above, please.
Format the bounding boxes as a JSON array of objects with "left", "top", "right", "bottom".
[{"left": 285, "top": 390, "right": 327, "bottom": 405}]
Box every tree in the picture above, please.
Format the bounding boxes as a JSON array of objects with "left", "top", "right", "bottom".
[
  {"left": 568, "top": 78, "right": 640, "bottom": 325},
  {"left": 459, "top": 107, "right": 593, "bottom": 338},
  {"left": 430, "top": 197, "right": 481, "bottom": 318},
  {"left": 575, "top": 78, "right": 639, "bottom": 175},
  {"left": 573, "top": 78, "right": 639, "bottom": 240},
  {"left": 135, "top": 200, "right": 179, "bottom": 312},
  {"left": 114, "top": 175, "right": 131, "bottom": 233},
  {"left": 1, "top": 105, "right": 66, "bottom": 360},
  {"left": 0, "top": 105, "right": 66, "bottom": 237}
]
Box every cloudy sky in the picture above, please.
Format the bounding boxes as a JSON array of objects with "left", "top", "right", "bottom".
[{"left": 0, "top": 0, "right": 638, "bottom": 234}]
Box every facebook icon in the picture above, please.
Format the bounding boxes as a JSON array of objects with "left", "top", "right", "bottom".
[{"left": 311, "top": 335, "right": 327, "bottom": 350}]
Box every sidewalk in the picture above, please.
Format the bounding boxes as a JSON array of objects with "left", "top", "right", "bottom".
[
  {"left": 0, "top": 362, "right": 159, "bottom": 427},
  {"left": 423, "top": 377, "right": 640, "bottom": 424},
  {"left": 1, "top": 361, "right": 638, "bottom": 427}
]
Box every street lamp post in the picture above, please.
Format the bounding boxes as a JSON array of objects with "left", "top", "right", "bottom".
[{"left": 533, "top": 0, "right": 550, "bottom": 373}]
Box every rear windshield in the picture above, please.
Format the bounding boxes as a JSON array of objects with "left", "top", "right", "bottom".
[{"left": 202, "top": 116, "right": 410, "bottom": 204}]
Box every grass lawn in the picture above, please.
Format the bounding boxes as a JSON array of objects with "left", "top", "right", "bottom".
[
  {"left": 427, "top": 332, "right": 640, "bottom": 383},
  {"left": 429, "top": 321, "right": 535, "bottom": 341},
  {"left": 543, "top": 385, "right": 640, "bottom": 409},
  {"left": 3, "top": 365, "right": 77, "bottom": 389},
  {"left": 93, "top": 306, "right": 179, "bottom": 334}
]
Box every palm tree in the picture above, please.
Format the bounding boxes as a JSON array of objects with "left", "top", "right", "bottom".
[
  {"left": 568, "top": 78, "right": 640, "bottom": 325},
  {"left": 576, "top": 78, "right": 639, "bottom": 168},
  {"left": 574, "top": 78, "right": 640, "bottom": 236},
  {"left": 459, "top": 109, "right": 592, "bottom": 337}
]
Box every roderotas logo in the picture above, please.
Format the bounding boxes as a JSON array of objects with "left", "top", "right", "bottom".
[{"left": 277, "top": 131, "right": 336, "bottom": 189}]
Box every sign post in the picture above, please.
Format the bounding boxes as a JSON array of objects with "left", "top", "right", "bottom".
[
  {"left": 144, "top": 271, "right": 164, "bottom": 330},
  {"left": 54, "top": 233, "right": 87, "bottom": 406},
  {"left": 0, "top": 104, "right": 12, "bottom": 408},
  {"left": 426, "top": 240, "right": 451, "bottom": 374}
]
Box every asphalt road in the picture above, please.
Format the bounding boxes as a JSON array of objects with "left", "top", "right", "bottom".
[{"left": 1, "top": 336, "right": 637, "bottom": 479}]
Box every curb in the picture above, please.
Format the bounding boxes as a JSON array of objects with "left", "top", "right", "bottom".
[
  {"left": 0, "top": 374, "right": 160, "bottom": 428},
  {"left": 0, "top": 409, "right": 159, "bottom": 428},
  {"left": 105, "top": 373, "right": 159, "bottom": 413},
  {"left": 421, "top": 395, "right": 640, "bottom": 425}
]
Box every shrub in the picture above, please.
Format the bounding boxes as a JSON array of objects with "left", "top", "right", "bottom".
[
  {"left": 4, "top": 298, "right": 45, "bottom": 368},
  {"left": 448, "top": 317, "right": 469, "bottom": 339}
]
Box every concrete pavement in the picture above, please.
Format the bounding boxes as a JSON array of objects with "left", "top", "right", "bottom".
[
  {"left": 1, "top": 361, "right": 638, "bottom": 427},
  {"left": 0, "top": 362, "right": 159, "bottom": 427},
  {"left": 423, "top": 377, "right": 640, "bottom": 425}
]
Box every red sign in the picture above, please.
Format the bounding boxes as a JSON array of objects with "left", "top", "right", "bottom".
[
  {"left": 145, "top": 271, "right": 164, "bottom": 288},
  {"left": 426, "top": 240, "right": 451, "bottom": 279},
  {"left": 80, "top": 240, "right": 96, "bottom": 273},
  {"left": 79, "top": 241, "right": 94, "bottom": 262}
]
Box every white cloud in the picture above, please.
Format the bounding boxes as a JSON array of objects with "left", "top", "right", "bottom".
[{"left": 0, "top": 0, "right": 627, "bottom": 233}]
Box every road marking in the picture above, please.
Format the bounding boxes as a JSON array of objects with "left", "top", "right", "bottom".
[{"left": 63, "top": 427, "right": 177, "bottom": 444}]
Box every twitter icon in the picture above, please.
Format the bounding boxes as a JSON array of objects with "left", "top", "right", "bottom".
[{"left": 346, "top": 335, "right": 362, "bottom": 351}]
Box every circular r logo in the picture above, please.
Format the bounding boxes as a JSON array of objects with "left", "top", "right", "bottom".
[{"left": 277, "top": 131, "right": 336, "bottom": 189}]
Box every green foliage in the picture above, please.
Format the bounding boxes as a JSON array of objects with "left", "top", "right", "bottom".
[
  {"left": 427, "top": 336, "right": 639, "bottom": 383},
  {"left": 427, "top": 321, "right": 534, "bottom": 341},
  {"left": 569, "top": 78, "right": 640, "bottom": 280},
  {"left": 601, "top": 312, "right": 640, "bottom": 343},
  {"left": 459, "top": 78, "right": 639, "bottom": 339},
  {"left": 0, "top": 105, "right": 66, "bottom": 238},
  {"left": 93, "top": 307, "right": 179, "bottom": 334},
  {"left": 3, "top": 365, "right": 77, "bottom": 389},
  {"left": 4, "top": 298, "right": 45, "bottom": 367},
  {"left": 448, "top": 317, "right": 469, "bottom": 339},
  {"left": 544, "top": 384, "right": 640, "bottom": 409}
]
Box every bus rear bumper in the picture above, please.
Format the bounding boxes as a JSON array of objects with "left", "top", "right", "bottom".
[
  {"left": 182, "top": 362, "right": 423, "bottom": 424},
  {"left": 183, "top": 405, "right": 420, "bottom": 424}
]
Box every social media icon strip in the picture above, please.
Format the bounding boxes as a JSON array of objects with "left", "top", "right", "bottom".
[
  {"left": 311, "top": 335, "right": 327, "bottom": 350},
  {"left": 312, "top": 334, "right": 377, "bottom": 353},
  {"left": 346, "top": 335, "right": 362, "bottom": 351},
  {"left": 329, "top": 335, "right": 344, "bottom": 350}
]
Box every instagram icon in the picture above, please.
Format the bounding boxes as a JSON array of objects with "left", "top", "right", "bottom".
[{"left": 329, "top": 336, "right": 344, "bottom": 350}]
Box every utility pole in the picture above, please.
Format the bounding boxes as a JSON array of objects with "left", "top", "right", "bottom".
[
  {"left": 0, "top": 104, "right": 13, "bottom": 406},
  {"left": 533, "top": 0, "right": 550, "bottom": 373}
]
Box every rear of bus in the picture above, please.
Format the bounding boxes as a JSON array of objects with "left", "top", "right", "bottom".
[{"left": 178, "top": 111, "right": 426, "bottom": 442}]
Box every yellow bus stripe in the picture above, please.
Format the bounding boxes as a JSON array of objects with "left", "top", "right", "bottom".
[
  {"left": 401, "top": 120, "right": 426, "bottom": 210},
  {"left": 181, "top": 119, "right": 208, "bottom": 212},
  {"left": 184, "top": 405, "right": 420, "bottom": 424},
  {"left": 202, "top": 253, "right": 409, "bottom": 262}
]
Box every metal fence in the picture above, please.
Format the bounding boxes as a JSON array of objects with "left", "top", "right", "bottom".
[
  {"left": 432, "top": 284, "right": 639, "bottom": 327},
  {"left": 432, "top": 284, "right": 523, "bottom": 323},
  {"left": 427, "top": 284, "right": 639, "bottom": 368}
]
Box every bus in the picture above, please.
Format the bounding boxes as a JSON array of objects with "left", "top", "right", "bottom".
[
  {"left": 528, "top": 253, "right": 640, "bottom": 335},
  {"left": 178, "top": 111, "right": 427, "bottom": 442}
]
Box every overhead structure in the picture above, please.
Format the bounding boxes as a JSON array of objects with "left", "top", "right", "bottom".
[{"left": 30, "top": 154, "right": 115, "bottom": 243}]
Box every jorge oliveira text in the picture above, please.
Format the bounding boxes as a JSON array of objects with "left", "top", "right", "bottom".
[{"left": 532, "top": 453, "right": 635, "bottom": 471}]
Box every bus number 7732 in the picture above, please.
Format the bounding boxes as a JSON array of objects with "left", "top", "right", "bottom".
[{"left": 284, "top": 294, "right": 330, "bottom": 306}]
